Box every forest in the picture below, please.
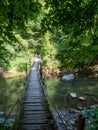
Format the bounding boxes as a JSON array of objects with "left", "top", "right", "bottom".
[
  {"left": 0, "top": 0, "right": 98, "bottom": 75},
  {"left": 0, "top": 0, "right": 98, "bottom": 130}
]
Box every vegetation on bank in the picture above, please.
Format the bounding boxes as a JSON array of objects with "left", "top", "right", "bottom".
[
  {"left": 0, "top": 1, "right": 98, "bottom": 129},
  {"left": 41, "top": 0, "right": 98, "bottom": 72},
  {"left": 0, "top": 0, "right": 98, "bottom": 74}
]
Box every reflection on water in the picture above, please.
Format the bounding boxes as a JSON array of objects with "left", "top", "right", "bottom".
[
  {"left": 45, "top": 77, "right": 98, "bottom": 110},
  {"left": 0, "top": 75, "right": 25, "bottom": 113}
]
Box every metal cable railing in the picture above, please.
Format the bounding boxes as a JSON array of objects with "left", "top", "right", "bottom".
[
  {"left": 0, "top": 95, "right": 24, "bottom": 130},
  {"left": 38, "top": 63, "right": 67, "bottom": 130},
  {"left": 2, "top": 100, "right": 19, "bottom": 125},
  {"left": 12, "top": 63, "right": 32, "bottom": 130},
  {"left": 39, "top": 63, "right": 86, "bottom": 130},
  {"left": 0, "top": 63, "right": 32, "bottom": 129},
  {"left": 0, "top": 81, "right": 28, "bottom": 128}
]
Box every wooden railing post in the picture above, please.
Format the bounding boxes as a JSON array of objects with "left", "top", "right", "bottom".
[
  {"left": 77, "top": 115, "right": 85, "bottom": 130},
  {"left": 26, "top": 63, "right": 28, "bottom": 81},
  {"left": 40, "top": 63, "right": 42, "bottom": 76}
]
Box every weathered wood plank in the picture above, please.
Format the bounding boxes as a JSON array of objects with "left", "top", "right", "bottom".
[
  {"left": 23, "top": 102, "right": 43, "bottom": 106},
  {"left": 21, "top": 114, "right": 46, "bottom": 120},
  {"left": 26, "top": 92, "right": 42, "bottom": 96},
  {"left": 25, "top": 97, "right": 43, "bottom": 100},
  {"left": 20, "top": 118, "right": 46, "bottom": 124},
  {"left": 24, "top": 98, "right": 43, "bottom": 103},
  {"left": 19, "top": 60, "right": 55, "bottom": 130},
  {"left": 21, "top": 124, "right": 47, "bottom": 130},
  {"left": 23, "top": 110, "right": 46, "bottom": 115},
  {"left": 23, "top": 106, "right": 45, "bottom": 111},
  {"left": 28, "top": 84, "right": 41, "bottom": 87},
  {"left": 26, "top": 95, "right": 42, "bottom": 98},
  {"left": 28, "top": 87, "right": 41, "bottom": 90}
]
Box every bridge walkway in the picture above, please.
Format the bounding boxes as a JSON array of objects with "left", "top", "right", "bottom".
[{"left": 19, "top": 59, "right": 56, "bottom": 130}]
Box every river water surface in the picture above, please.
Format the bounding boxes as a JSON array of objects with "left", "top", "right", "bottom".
[
  {"left": 0, "top": 75, "right": 25, "bottom": 114},
  {"left": 45, "top": 76, "right": 98, "bottom": 110},
  {"left": 0, "top": 75, "right": 98, "bottom": 114}
]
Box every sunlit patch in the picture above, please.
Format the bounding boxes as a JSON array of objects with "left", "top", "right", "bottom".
[
  {"left": 34, "top": 58, "right": 41, "bottom": 62},
  {"left": 31, "top": 67, "right": 36, "bottom": 70}
]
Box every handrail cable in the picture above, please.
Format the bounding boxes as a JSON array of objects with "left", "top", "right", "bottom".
[
  {"left": 2, "top": 99, "right": 19, "bottom": 125},
  {"left": 1, "top": 64, "right": 31, "bottom": 126},
  {"left": 38, "top": 65, "right": 67, "bottom": 129}
]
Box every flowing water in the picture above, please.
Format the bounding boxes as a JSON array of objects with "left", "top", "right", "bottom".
[
  {"left": 45, "top": 76, "right": 98, "bottom": 110},
  {"left": 0, "top": 75, "right": 25, "bottom": 114}
]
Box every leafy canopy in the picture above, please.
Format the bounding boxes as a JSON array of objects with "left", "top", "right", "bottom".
[
  {"left": 42, "top": 0, "right": 98, "bottom": 35},
  {"left": 0, "top": 0, "right": 42, "bottom": 67}
]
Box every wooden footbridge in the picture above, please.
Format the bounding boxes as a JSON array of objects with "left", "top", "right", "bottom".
[
  {"left": 0, "top": 58, "right": 86, "bottom": 130},
  {"left": 18, "top": 58, "right": 57, "bottom": 130}
]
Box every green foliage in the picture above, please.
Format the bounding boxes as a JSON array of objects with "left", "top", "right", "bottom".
[
  {"left": 0, "top": 0, "right": 42, "bottom": 67},
  {"left": 0, "top": 118, "right": 14, "bottom": 130},
  {"left": 0, "top": 0, "right": 98, "bottom": 72},
  {"left": 54, "top": 32, "right": 98, "bottom": 70},
  {"left": 42, "top": 0, "right": 98, "bottom": 35},
  {"left": 82, "top": 108, "right": 98, "bottom": 130},
  {"left": 0, "top": 0, "right": 41, "bottom": 32},
  {"left": 41, "top": 0, "right": 98, "bottom": 70},
  {"left": 40, "top": 27, "right": 98, "bottom": 71},
  {"left": 41, "top": 32, "right": 60, "bottom": 70},
  {"left": 7, "top": 49, "right": 33, "bottom": 71}
]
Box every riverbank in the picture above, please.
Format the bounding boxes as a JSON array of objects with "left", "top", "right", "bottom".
[
  {"left": 40, "top": 66, "right": 98, "bottom": 79},
  {"left": 0, "top": 67, "right": 27, "bottom": 78},
  {"left": 53, "top": 104, "right": 98, "bottom": 130},
  {"left": 0, "top": 71, "right": 26, "bottom": 78},
  {"left": 44, "top": 75, "right": 98, "bottom": 129}
]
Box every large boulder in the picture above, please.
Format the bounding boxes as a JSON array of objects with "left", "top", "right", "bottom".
[{"left": 62, "top": 73, "right": 75, "bottom": 81}]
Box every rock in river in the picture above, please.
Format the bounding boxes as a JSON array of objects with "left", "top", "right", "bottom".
[
  {"left": 62, "top": 74, "right": 75, "bottom": 81},
  {"left": 70, "top": 93, "right": 77, "bottom": 98}
]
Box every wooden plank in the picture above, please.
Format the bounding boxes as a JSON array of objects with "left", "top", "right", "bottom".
[
  {"left": 26, "top": 90, "right": 42, "bottom": 93},
  {"left": 23, "top": 103, "right": 43, "bottom": 106},
  {"left": 20, "top": 118, "right": 46, "bottom": 124},
  {"left": 23, "top": 105, "right": 45, "bottom": 111},
  {"left": 27, "top": 88, "right": 42, "bottom": 90},
  {"left": 26, "top": 91, "right": 42, "bottom": 94},
  {"left": 31, "top": 78, "right": 39, "bottom": 80},
  {"left": 21, "top": 114, "right": 46, "bottom": 120},
  {"left": 26, "top": 94, "right": 43, "bottom": 99},
  {"left": 26, "top": 91, "right": 42, "bottom": 95},
  {"left": 21, "top": 124, "right": 47, "bottom": 130},
  {"left": 23, "top": 102, "right": 43, "bottom": 106},
  {"left": 24, "top": 99, "right": 43, "bottom": 103},
  {"left": 26, "top": 95, "right": 43, "bottom": 98},
  {"left": 28, "top": 85, "right": 41, "bottom": 87},
  {"left": 28, "top": 87, "right": 41, "bottom": 89},
  {"left": 19, "top": 61, "right": 52, "bottom": 130},
  {"left": 23, "top": 110, "right": 46, "bottom": 115},
  {"left": 28, "top": 84, "right": 40, "bottom": 87},
  {"left": 25, "top": 97, "right": 43, "bottom": 100}
]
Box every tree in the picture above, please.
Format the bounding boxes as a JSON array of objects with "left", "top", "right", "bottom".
[
  {"left": 0, "top": 0, "right": 42, "bottom": 67},
  {"left": 41, "top": 0, "right": 98, "bottom": 70},
  {"left": 42, "top": 0, "right": 98, "bottom": 35}
]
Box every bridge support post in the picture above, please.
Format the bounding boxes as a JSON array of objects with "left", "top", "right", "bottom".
[{"left": 77, "top": 115, "right": 85, "bottom": 130}]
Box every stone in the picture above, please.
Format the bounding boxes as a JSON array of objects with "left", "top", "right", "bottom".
[
  {"left": 78, "top": 97, "right": 85, "bottom": 101},
  {"left": 70, "top": 93, "right": 77, "bottom": 98},
  {"left": 62, "top": 74, "right": 75, "bottom": 81},
  {"left": 69, "top": 109, "right": 80, "bottom": 113},
  {"left": 88, "top": 75, "right": 95, "bottom": 79}
]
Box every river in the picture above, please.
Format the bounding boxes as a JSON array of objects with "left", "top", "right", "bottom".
[
  {"left": 45, "top": 76, "right": 98, "bottom": 110},
  {"left": 0, "top": 75, "right": 25, "bottom": 114}
]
